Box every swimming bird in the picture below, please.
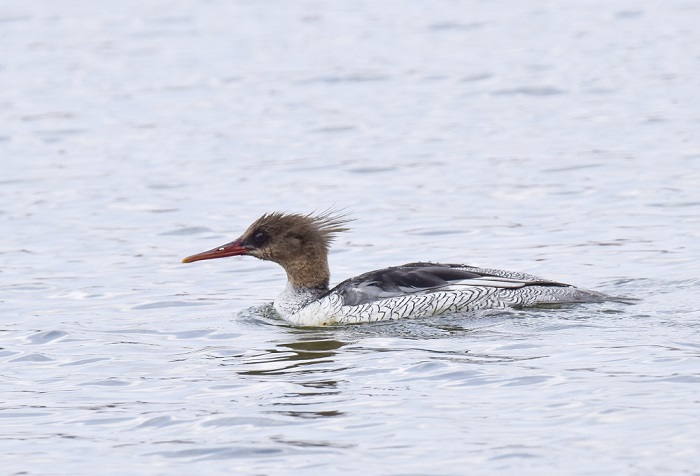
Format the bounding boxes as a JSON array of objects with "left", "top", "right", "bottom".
[{"left": 182, "top": 211, "right": 608, "bottom": 326}]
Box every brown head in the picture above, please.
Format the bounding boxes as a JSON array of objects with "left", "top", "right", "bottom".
[{"left": 182, "top": 211, "right": 352, "bottom": 289}]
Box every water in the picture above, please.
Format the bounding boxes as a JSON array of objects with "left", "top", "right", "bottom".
[{"left": 2, "top": 0, "right": 700, "bottom": 474}]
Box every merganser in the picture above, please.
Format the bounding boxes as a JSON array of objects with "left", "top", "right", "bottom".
[{"left": 182, "top": 211, "right": 609, "bottom": 326}]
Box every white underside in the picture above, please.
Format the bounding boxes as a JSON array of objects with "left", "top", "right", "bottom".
[{"left": 275, "top": 285, "right": 606, "bottom": 327}]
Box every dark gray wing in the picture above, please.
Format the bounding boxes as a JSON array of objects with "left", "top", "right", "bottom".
[{"left": 329, "top": 262, "right": 571, "bottom": 306}]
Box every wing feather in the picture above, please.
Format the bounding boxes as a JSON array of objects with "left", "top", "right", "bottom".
[{"left": 330, "top": 262, "right": 572, "bottom": 306}]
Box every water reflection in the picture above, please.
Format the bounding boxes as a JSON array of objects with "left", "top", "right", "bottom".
[
  {"left": 210, "top": 332, "right": 354, "bottom": 423},
  {"left": 236, "top": 338, "right": 349, "bottom": 377},
  {"left": 272, "top": 409, "right": 344, "bottom": 419},
  {"left": 278, "top": 339, "right": 347, "bottom": 362}
]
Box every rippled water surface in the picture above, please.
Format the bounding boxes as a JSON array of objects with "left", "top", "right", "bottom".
[{"left": 3, "top": 1, "right": 700, "bottom": 474}]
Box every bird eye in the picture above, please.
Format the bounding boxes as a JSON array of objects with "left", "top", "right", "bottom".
[{"left": 251, "top": 230, "right": 268, "bottom": 247}]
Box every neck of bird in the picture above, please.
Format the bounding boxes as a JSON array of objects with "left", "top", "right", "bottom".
[{"left": 280, "top": 253, "right": 331, "bottom": 292}]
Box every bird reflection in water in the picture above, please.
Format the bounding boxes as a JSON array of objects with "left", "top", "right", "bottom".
[
  {"left": 235, "top": 337, "right": 350, "bottom": 421},
  {"left": 237, "top": 337, "right": 348, "bottom": 377}
]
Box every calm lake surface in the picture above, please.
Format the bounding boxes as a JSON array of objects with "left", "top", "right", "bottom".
[{"left": 2, "top": 1, "right": 700, "bottom": 474}]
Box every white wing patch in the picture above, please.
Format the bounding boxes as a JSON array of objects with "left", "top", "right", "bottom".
[{"left": 442, "top": 276, "right": 531, "bottom": 289}]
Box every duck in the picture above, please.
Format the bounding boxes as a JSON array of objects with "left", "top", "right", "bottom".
[{"left": 181, "top": 211, "right": 609, "bottom": 326}]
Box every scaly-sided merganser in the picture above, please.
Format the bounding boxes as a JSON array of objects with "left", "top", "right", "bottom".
[{"left": 182, "top": 211, "right": 609, "bottom": 326}]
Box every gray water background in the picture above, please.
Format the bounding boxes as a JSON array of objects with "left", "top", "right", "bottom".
[{"left": 2, "top": 0, "right": 700, "bottom": 474}]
